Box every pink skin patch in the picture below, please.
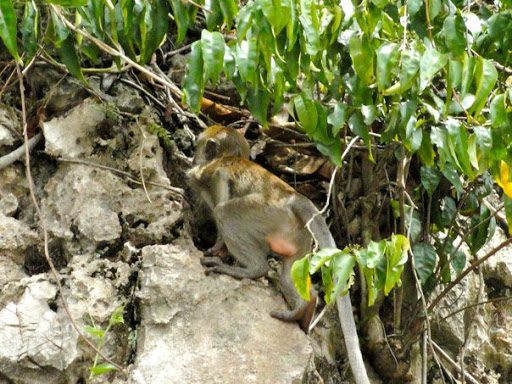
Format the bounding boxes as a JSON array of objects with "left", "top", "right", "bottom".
[{"left": 265, "top": 234, "right": 297, "bottom": 258}]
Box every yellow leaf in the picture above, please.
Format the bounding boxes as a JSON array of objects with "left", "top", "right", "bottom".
[{"left": 495, "top": 161, "right": 512, "bottom": 199}]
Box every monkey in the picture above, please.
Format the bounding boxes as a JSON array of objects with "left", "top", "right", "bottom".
[{"left": 188, "top": 125, "right": 369, "bottom": 384}]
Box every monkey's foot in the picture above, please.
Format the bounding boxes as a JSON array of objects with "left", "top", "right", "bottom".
[{"left": 200, "top": 256, "right": 225, "bottom": 275}]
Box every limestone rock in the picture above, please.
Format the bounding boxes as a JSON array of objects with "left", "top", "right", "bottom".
[{"left": 132, "top": 243, "right": 313, "bottom": 384}]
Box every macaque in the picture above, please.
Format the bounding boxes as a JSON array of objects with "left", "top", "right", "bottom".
[{"left": 188, "top": 125, "right": 369, "bottom": 384}]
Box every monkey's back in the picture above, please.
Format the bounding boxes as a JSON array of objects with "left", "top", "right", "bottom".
[{"left": 205, "top": 156, "right": 298, "bottom": 201}]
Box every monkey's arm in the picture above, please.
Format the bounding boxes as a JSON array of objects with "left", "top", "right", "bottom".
[{"left": 202, "top": 193, "right": 271, "bottom": 279}]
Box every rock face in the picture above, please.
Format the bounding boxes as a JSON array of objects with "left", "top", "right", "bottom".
[
  {"left": 0, "top": 96, "right": 317, "bottom": 384},
  {"left": 41, "top": 99, "right": 107, "bottom": 158},
  {"left": 132, "top": 243, "right": 313, "bottom": 384}
]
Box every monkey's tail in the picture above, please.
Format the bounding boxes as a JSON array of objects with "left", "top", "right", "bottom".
[{"left": 293, "top": 197, "right": 370, "bottom": 384}]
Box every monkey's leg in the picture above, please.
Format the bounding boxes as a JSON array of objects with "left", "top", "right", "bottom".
[
  {"left": 270, "top": 255, "right": 317, "bottom": 333},
  {"left": 203, "top": 195, "right": 270, "bottom": 279}
]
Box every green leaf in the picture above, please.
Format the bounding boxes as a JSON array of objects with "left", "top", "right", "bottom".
[
  {"left": 204, "top": 0, "right": 223, "bottom": 30},
  {"left": 89, "top": 363, "right": 119, "bottom": 377},
  {"left": 236, "top": 1, "right": 254, "bottom": 41},
  {"left": 247, "top": 85, "right": 270, "bottom": 128},
  {"left": 412, "top": 242, "right": 437, "bottom": 284},
  {"left": 235, "top": 39, "right": 258, "bottom": 83},
  {"left": 45, "top": 0, "right": 87, "bottom": 5},
  {"left": 299, "top": 0, "right": 320, "bottom": 56},
  {"left": 321, "top": 264, "right": 334, "bottom": 304},
  {"left": 261, "top": 0, "right": 290, "bottom": 35},
  {"left": 293, "top": 93, "right": 317, "bottom": 133},
  {"left": 468, "top": 58, "right": 498, "bottom": 116},
  {"left": 223, "top": 44, "right": 236, "bottom": 80},
  {"left": 310, "top": 247, "right": 341, "bottom": 273},
  {"left": 384, "top": 235, "right": 409, "bottom": 295},
  {"left": 418, "top": 131, "right": 435, "bottom": 166},
  {"left": 376, "top": 42, "right": 399, "bottom": 92},
  {"left": 473, "top": 126, "right": 492, "bottom": 155},
  {"left": 182, "top": 41, "right": 204, "bottom": 113},
  {"left": 404, "top": 115, "right": 422, "bottom": 153},
  {"left": 84, "top": 326, "right": 105, "bottom": 338},
  {"left": 51, "top": 9, "right": 70, "bottom": 46},
  {"left": 169, "top": 0, "right": 190, "bottom": 45},
  {"left": 504, "top": 195, "right": 512, "bottom": 235},
  {"left": 330, "top": 252, "right": 355, "bottom": 300},
  {"left": 419, "top": 47, "right": 448, "bottom": 92},
  {"left": 446, "top": 119, "right": 473, "bottom": 177},
  {"left": 490, "top": 93, "right": 509, "bottom": 128},
  {"left": 442, "top": 13, "right": 466, "bottom": 57},
  {"left": 428, "top": 0, "right": 441, "bottom": 21},
  {"left": 328, "top": 102, "right": 347, "bottom": 136},
  {"left": 286, "top": 0, "right": 299, "bottom": 49},
  {"left": 468, "top": 204, "right": 492, "bottom": 253},
  {"left": 421, "top": 166, "right": 441, "bottom": 195},
  {"left": 51, "top": 12, "right": 87, "bottom": 83},
  {"left": 366, "top": 240, "right": 386, "bottom": 268},
  {"left": 442, "top": 162, "right": 464, "bottom": 197},
  {"left": 109, "top": 306, "right": 125, "bottom": 326},
  {"left": 139, "top": 0, "right": 168, "bottom": 65},
  {"left": 451, "top": 250, "right": 466, "bottom": 276},
  {"left": 460, "top": 54, "right": 475, "bottom": 98},
  {"left": 219, "top": 0, "right": 238, "bottom": 30},
  {"left": 400, "top": 49, "right": 421, "bottom": 92},
  {"left": 291, "top": 256, "right": 311, "bottom": 301},
  {"left": 21, "top": 0, "right": 39, "bottom": 58},
  {"left": 350, "top": 33, "right": 374, "bottom": 85},
  {"left": 408, "top": 0, "right": 422, "bottom": 17},
  {"left": 348, "top": 111, "right": 370, "bottom": 144},
  {"left": 201, "top": 30, "right": 225, "bottom": 85},
  {"left": 370, "top": 0, "right": 388, "bottom": 9}
]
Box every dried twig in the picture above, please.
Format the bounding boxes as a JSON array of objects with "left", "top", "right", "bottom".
[
  {"left": 0, "top": 133, "right": 42, "bottom": 170},
  {"left": 431, "top": 340, "right": 480, "bottom": 384}
]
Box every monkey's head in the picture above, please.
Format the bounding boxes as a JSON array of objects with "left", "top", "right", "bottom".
[{"left": 193, "top": 125, "right": 250, "bottom": 165}]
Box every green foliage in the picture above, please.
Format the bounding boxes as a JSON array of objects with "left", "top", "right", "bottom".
[
  {"left": 85, "top": 306, "right": 124, "bottom": 378},
  {"left": 292, "top": 235, "right": 408, "bottom": 307},
  {"left": 0, "top": 0, "right": 21, "bottom": 61}
]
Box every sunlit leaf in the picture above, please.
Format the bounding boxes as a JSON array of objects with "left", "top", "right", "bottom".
[
  {"left": 182, "top": 41, "right": 204, "bottom": 113},
  {"left": 376, "top": 42, "right": 399, "bottom": 91},
  {"left": 219, "top": 0, "right": 238, "bottom": 30},
  {"left": 90, "top": 363, "right": 119, "bottom": 377},
  {"left": 350, "top": 32, "right": 374, "bottom": 85},
  {"left": 201, "top": 30, "right": 225, "bottom": 85},
  {"left": 330, "top": 252, "right": 355, "bottom": 300},
  {"left": 419, "top": 47, "right": 448, "bottom": 92},
  {"left": 490, "top": 94, "right": 509, "bottom": 128},
  {"left": 469, "top": 58, "right": 498, "bottom": 116},
  {"left": 442, "top": 13, "right": 466, "bottom": 57},
  {"left": 495, "top": 161, "right": 512, "bottom": 199},
  {"left": 400, "top": 49, "right": 421, "bottom": 92},
  {"left": 291, "top": 256, "right": 311, "bottom": 301},
  {"left": 235, "top": 39, "right": 258, "bottom": 83}
]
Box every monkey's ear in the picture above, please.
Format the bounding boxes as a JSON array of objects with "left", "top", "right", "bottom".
[{"left": 204, "top": 139, "right": 218, "bottom": 161}]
